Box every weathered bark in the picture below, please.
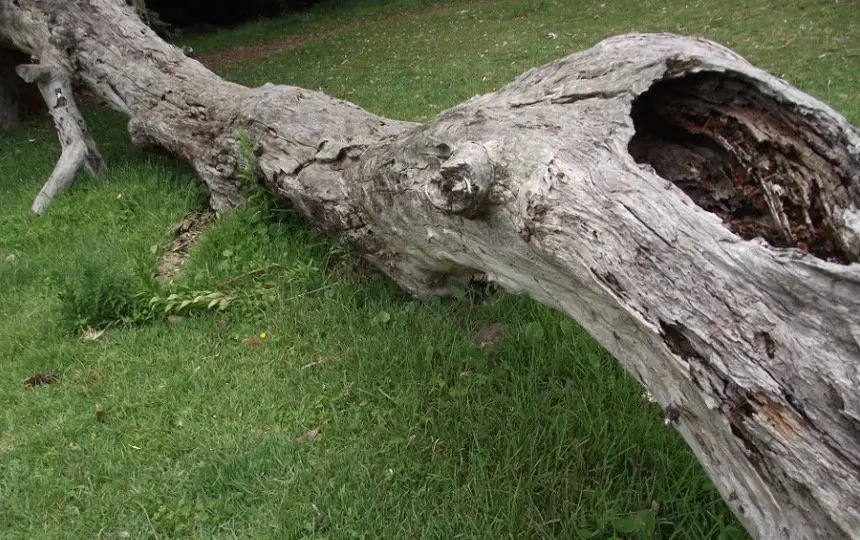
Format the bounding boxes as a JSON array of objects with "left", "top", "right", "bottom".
[
  {"left": 16, "top": 64, "right": 107, "bottom": 214},
  {"left": 1, "top": 1, "right": 859, "bottom": 538}
]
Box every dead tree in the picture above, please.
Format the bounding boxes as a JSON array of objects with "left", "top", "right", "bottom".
[{"left": 1, "top": 1, "right": 858, "bottom": 537}]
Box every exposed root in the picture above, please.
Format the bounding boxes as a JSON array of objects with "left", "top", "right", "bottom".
[{"left": 155, "top": 209, "right": 216, "bottom": 283}]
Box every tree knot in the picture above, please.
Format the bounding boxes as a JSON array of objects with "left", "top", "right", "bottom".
[{"left": 424, "top": 141, "right": 494, "bottom": 218}]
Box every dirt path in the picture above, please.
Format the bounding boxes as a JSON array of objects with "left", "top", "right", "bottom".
[
  {"left": 196, "top": 25, "right": 346, "bottom": 70},
  {"left": 195, "top": 2, "right": 484, "bottom": 70}
]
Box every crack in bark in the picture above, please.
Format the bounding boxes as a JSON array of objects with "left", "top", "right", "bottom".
[
  {"left": 620, "top": 202, "right": 676, "bottom": 247},
  {"left": 550, "top": 89, "right": 627, "bottom": 104}
]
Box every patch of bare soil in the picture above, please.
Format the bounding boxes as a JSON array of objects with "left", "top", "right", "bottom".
[
  {"left": 195, "top": 3, "right": 488, "bottom": 70},
  {"left": 196, "top": 27, "right": 339, "bottom": 70},
  {"left": 156, "top": 209, "right": 216, "bottom": 283}
]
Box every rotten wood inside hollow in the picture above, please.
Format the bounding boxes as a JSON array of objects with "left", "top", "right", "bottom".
[{"left": 628, "top": 71, "right": 859, "bottom": 264}]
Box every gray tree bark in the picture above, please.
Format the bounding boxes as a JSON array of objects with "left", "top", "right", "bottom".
[
  {"left": 1, "top": 1, "right": 859, "bottom": 538},
  {"left": 16, "top": 64, "right": 107, "bottom": 214}
]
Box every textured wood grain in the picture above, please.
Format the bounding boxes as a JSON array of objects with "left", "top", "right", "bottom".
[{"left": 1, "top": 1, "right": 859, "bottom": 537}]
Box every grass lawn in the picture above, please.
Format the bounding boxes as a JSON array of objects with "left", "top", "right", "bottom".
[{"left": 1, "top": 0, "right": 857, "bottom": 538}]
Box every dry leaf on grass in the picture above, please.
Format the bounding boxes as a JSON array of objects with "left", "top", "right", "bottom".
[
  {"left": 474, "top": 322, "right": 503, "bottom": 350},
  {"left": 294, "top": 427, "right": 321, "bottom": 443},
  {"left": 242, "top": 332, "right": 268, "bottom": 350},
  {"left": 167, "top": 315, "right": 184, "bottom": 325},
  {"left": 310, "top": 502, "right": 332, "bottom": 531},
  {"left": 23, "top": 372, "right": 59, "bottom": 388},
  {"left": 242, "top": 336, "right": 262, "bottom": 349},
  {"left": 82, "top": 326, "right": 106, "bottom": 341},
  {"left": 301, "top": 357, "right": 328, "bottom": 370},
  {"left": 95, "top": 404, "right": 106, "bottom": 423}
]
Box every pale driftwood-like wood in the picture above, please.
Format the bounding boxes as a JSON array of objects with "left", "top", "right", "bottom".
[
  {"left": 1, "top": 1, "right": 859, "bottom": 538},
  {"left": 16, "top": 64, "right": 106, "bottom": 214}
]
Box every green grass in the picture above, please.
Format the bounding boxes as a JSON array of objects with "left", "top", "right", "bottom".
[
  {"left": 1, "top": 0, "right": 857, "bottom": 538},
  {"left": 179, "top": 0, "right": 468, "bottom": 55}
]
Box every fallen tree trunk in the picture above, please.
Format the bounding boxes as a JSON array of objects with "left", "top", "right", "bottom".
[{"left": 1, "top": 1, "right": 859, "bottom": 538}]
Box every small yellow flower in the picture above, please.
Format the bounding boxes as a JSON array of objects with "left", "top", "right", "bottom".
[{"left": 259, "top": 332, "right": 267, "bottom": 340}]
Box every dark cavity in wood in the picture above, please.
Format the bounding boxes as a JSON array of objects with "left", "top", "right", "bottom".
[
  {"left": 659, "top": 319, "right": 704, "bottom": 361},
  {"left": 628, "top": 72, "right": 858, "bottom": 264}
]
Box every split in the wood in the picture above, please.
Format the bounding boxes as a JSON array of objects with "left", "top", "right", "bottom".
[
  {"left": 15, "top": 64, "right": 107, "bottom": 216},
  {"left": 628, "top": 71, "right": 860, "bottom": 264}
]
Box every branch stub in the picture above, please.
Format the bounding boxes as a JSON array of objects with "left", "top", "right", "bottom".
[{"left": 424, "top": 141, "right": 494, "bottom": 218}]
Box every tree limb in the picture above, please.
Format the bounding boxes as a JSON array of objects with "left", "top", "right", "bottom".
[{"left": 16, "top": 63, "right": 106, "bottom": 214}]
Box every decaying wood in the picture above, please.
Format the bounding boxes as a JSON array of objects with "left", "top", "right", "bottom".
[{"left": 1, "top": 1, "right": 859, "bottom": 538}]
